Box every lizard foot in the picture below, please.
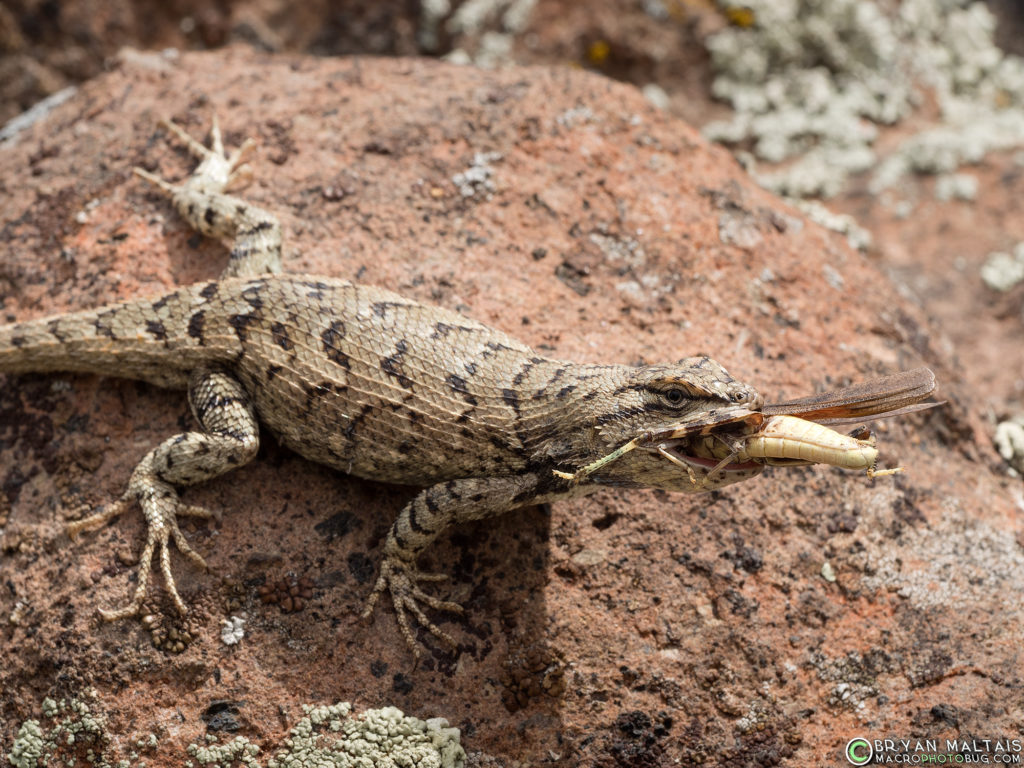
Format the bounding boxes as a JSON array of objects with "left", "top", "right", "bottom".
[
  {"left": 133, "top": 115, "right": 282, "bottom": 277},
  {"left": 68, "top": 479, "right": 217, "bottom": 621},
  {"left": 133, "top": 115, "right": 256, "bottom": 197},
  {"left": 361, "top": 557, "right": 464, "bottom": 657}
]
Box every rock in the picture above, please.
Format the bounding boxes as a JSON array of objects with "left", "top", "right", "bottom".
[{"left": 0, "top": 50, "right": 1017, "bottom": 766}]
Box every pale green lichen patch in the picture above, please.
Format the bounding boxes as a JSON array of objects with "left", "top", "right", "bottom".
[
  {"left": 704, "top": 0, "right": 1024, "bottom": 200},
  {"left": 187, "top": 736, "right": 261, "bottom": 768},
  {"left": 187, "top": 702, "right": 465, "bottom": 768},
  {"left": 6, "top": 694, "right": 140, "bottom": 768},
  {"left": 994, "top": 414, "right": 1024, "bottom": 476},
  {"left": 980, "top": 243, "right": 1024, "bottom": 292}
]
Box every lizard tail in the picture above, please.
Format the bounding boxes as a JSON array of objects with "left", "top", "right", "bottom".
[{"left": 0, "top": 286, "right": 215, "bottom": 389}]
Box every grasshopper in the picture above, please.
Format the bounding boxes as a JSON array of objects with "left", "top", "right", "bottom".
[{"left": 554, "top": 367, "right": 939, "bottom": 488}]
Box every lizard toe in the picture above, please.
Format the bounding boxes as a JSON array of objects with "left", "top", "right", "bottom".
[
  {"left": 79, "top": 479, "right": 214, "bottom": 622},
  {"left": 399, "top": 593, "right": 458, "bottom": 650},
  {"left": 364, "top": 557, "right": 462, "bottom": 656}
]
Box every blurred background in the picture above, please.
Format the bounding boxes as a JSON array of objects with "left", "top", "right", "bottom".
[{"left": 3, "top": 0, "right": 1023, "bottom": 474}]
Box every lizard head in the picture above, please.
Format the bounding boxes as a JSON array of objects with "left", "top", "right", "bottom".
[{"left": 580, "top": 356, "right": 766, "bottom": 492}]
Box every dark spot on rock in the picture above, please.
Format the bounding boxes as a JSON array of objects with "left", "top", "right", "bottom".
[
  {"left": 392, "top": 672, "right": 414, "bottom": 695},
  {"left": 315, "top": 510, "right": 359, "bottom": 540},
  {"left": 348, "top": 552, "right": 375, "bottom": 584},
  {"left": 722, "top": 539, "right": 764, "bottom": 573},
  {"left": 202, "top": 701, "right": 242, "bottom": 733}
]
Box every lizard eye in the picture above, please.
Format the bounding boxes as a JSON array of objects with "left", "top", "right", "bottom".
[{"left": 664, "top": 388, "right": 685, "bottom": 406}]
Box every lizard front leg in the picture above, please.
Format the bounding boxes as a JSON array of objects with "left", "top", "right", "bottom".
[
  {"left": 68, "top": 368, "right": 258, "bottom": 619},
  {"left": 363, "top": 473, "right": 558, "bottom": 657},
  {"left": 134, "top": 116, "right": 282, "bottom": 278}
]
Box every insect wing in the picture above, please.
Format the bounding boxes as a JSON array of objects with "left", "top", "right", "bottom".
[{"left": 763, "top": 367, "right": 940, "bottom": 425}]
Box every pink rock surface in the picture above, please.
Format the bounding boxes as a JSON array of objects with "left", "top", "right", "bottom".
[{"left": 0, "top": 50, "right": 1019, "bottom": 766}]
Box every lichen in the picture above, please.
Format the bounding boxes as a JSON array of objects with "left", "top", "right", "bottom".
[
  {"left": 452, "top": 152, "right": 502, "bottom": 200},
  {"left": 789, "top": 198, "right": 872, "bottom": 251},
  {"left": 188, "top": 702, "right": 465, "bottom": 768},
  {"left": 437, "top": 0, "right": 537, "bottom": 68},
  {"left": 7, "top": 697, "right": 464, "bottom": 768},
  {"left": 5, "top": 694, "right": 132, "bottom": 768},
  {"left": 220, "top": 614, "right": 246, "bottom": 646},
  {"left": 994, "top": 414, "right": 1024, "bottom": 476},
  {"left": 980, "top": 242, "right": 1024, "bottom": 292},
  {"left": 704, "top": 0, "right": 1024, "bottom": 200}
]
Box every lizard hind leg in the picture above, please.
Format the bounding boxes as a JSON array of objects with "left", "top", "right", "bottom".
[
  {"left": 67, "top": 368, "right": 259, "bottom": 621},
  {"left": 133, "top": 116, "right": 282, "bottom": 278},
  {"left": 361, "top": 474, "right": 548, "bottom": 658}
]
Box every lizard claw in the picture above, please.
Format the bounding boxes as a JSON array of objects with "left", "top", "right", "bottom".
[
  {"left": 68, "top": 480, "right": 215, "bottom": 621},
  {"left": 361, "top": 557, "right": 463, "bottom": 657},
  {"left": 134, "top": 115, "right": 281, "bottom": 276},
  {"left": 134, "top": 116, "right": 255, "bottom": 198}
]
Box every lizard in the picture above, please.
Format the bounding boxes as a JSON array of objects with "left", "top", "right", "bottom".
[{"left": 0, "top": 118, "right": 920, "bottom": 656}]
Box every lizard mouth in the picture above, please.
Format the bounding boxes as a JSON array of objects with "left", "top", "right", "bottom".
[{"left": 656, "top": 442, "right": 762, "bottom": 474}]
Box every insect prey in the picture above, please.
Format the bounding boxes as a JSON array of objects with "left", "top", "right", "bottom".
[{"left": 555, "top": 367, "right": 940, "bottom": 487}]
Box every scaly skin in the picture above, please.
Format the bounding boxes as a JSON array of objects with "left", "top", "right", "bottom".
[{"left": 0, "top": 119, "right": 765, "bottom": 655}]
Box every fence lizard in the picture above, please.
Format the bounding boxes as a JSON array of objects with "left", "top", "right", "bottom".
[{"left": 0, "top": 118, "right": 892, "bottom": 655}]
